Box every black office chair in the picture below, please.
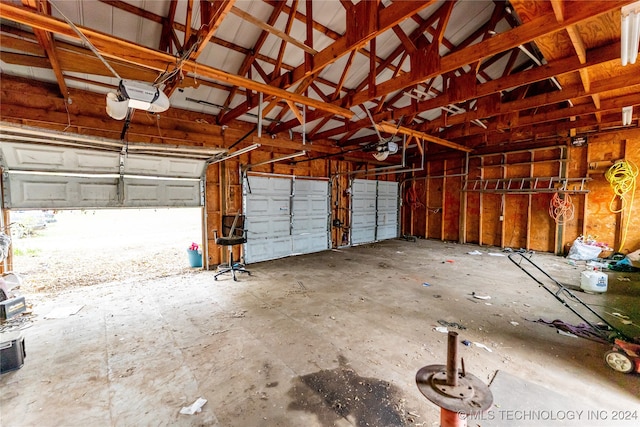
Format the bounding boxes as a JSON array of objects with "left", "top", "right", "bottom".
[{"left": 214, "top": 214, "right": 251, "bottom": 281}]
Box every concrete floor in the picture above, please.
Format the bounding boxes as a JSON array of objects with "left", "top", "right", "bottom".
[{"left": 1, "top": 239, "right": 639, "bottom": 426}]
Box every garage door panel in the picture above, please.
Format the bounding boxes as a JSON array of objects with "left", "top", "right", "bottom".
[
  {"left": 246, "top": 176, "right": 292, "bottom": 195},
  {"left": 246, "top": 216, "right": 290, "bottom": 238},
  {"left": 292, "top": 197, "right": 327, "bottom": 214},
  {"left": 124, "top": 154, "right": 205, "bottom": 178},
  {"left": 295, "top": 179, "right": 329, "bottom": 196},
  {"left": 6, "top": 173, "right": 119, "bottom": 209},
  {"left": 244, "top": 237, "right": 292, "bottom": 264},
  {"left": 292, "top": 216, "right": 327, "bottom": 234},
  {"left": 351, "top": 179, "right": 398, "bottom": 245},
  {"left": 293, "top": 232, "right": 328, "bottom": 254},
  {"left": 245, "top": 196, "right": 290, "bottom": 216},
  {"left": 351, "top": 226, "right": 376, "bottom": 244},
  {"left": 123, "top": 178, "right": 201, "bottom": 207},
  {"left": 1, "top": 142, "right": 120, "bottom": 173}
]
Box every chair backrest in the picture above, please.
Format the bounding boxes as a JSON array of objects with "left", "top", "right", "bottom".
[{"left": 221, "top": 214, "right": 246, "bottom": 239}]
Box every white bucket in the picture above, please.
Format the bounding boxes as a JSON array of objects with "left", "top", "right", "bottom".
[{"left": 580, "top": 270, "right": 608, "bottom": 293}]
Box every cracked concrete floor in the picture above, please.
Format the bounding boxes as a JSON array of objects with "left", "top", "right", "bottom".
[{"left": 1, "top": 239, "right": 638, "bottom": 426}]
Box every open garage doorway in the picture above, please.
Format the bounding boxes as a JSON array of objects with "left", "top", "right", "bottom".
[{"left": 9, "top": 208, "right": 203, "bottom": 295}]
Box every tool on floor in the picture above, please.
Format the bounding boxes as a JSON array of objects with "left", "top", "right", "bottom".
[
  {"left": 508, "top": 252, "right": 640, "bottom": 375},
  {"left": 416, "top": 331, "right": 493, "bottom": 427}
]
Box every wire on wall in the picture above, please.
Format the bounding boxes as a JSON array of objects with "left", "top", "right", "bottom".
[
  {"left": 548, "top": 193, "right": 574, "bottom": 225},
  {"left": 605, "top": 160, "right": 638, "bottom": 251}
]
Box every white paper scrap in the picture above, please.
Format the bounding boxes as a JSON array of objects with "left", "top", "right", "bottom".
[
  {"left": 473, "top": 342, "right": 493, "bottom": 352},
  {"left": 180, "top": 397, "right": 207, "bottom": 415},
  {"left": 473, "top": 294, "right": 491, "bottom": 300},
  {"left": 44, "top": 305, "right": 84, "bottom": 319},
  {"left": 434, "top": 326, "right": 449, "bottom": 334},
  {"left": 467, "top": 250, "right": 482, "bottom": 255},
  {"left": 488, "top": 253, "right": 506, "bottom": 257}
]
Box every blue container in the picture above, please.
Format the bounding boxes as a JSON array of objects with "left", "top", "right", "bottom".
[{"left": 187, "top": 249, "right": 202, "bottom": 268}]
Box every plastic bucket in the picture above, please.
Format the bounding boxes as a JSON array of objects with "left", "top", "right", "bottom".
[{"left": 187, "top": 249, "right": 202, "bottom": 268}]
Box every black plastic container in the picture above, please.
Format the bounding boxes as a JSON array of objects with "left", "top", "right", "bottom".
[{"left": 0, "top": 333, "right": 26, "bottom": 373}]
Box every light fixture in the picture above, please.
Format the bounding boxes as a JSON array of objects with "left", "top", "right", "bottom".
[
  {"left": 622, "top": 106, "right": 633, "bottom": 126},
  {"left": 472, "top": 119, "right": 488, "bottom": 129},
  {"left": 208, "top": 143, "right": 261, "bottom": 165},
  {"left": 621, "top": 1, "right": 640, "bottom": 66}
]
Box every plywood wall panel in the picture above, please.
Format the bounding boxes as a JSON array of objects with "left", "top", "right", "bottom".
[
  {"left": 504, "top": 194, "right": 528, "bottom": 249},
  {"left": 529, "top": 193, "right": 555, "bottom": 252},
  {"left": 465, "top": 192, "right": 481, "bottom": 244},
  {"left": 622, "top": 139, "right": 640, "bottom": 252},
  {"left": 427, "top": 161, "right": 444, "bottom": 240},
  {"left": 443, "top": 175, "right": 461, "bottom": 242},
  {"left": 413, "top": 179, "right": 428, "bottom": 238},
  {"left": 481, "top": 193, "right": 502, "bottom": 247}
]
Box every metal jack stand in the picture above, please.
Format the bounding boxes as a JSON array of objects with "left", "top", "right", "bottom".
[{"left": 416, "top": 331, "right": 493, "bottom": 427}]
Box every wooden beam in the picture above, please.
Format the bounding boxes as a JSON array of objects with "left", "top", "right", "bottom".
[
  {"left": 310, "top": 40, "right": 623, "bottom": 141},
  {"left": 549, "top": 0, "right": 564, "bottom": 22},
  {"left": 0, "top": 2, "right": 354, "bottom": 119},
  {"left": 566, "top": 25, "right": 587, "bottom": 64},
  {"left": 392, "top": 25, "right": 417, "bottom": 54},
  {"left": 349, "top": 1, "right": 632, "bottom": 106},
  {"left": 193, "top": 1, "right": 235, "bottom": 58},
  {"left": 220, "top": 0, "right": 436, "bottom": 124},
  {"left": 376, "top": 121, "right": 472, "bottom": 152},
  {"left": 219, "top": 1, "right": 287, "bottom": 119},
  {"left": 184, "top": 0, "right": 193, "bottom": 47},
  {"left": 285, "top": 100, "right": 305, "bottom": 124},
  {"left": 22, "top": 0, "right": 69, "bottom": 99},
  {"left": 230, "top": 5, "right": 316, "bottom": 55}
]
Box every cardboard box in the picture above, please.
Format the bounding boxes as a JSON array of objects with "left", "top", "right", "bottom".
[{"left": 0, "top": 295, "right": 26, "bottom": 320}]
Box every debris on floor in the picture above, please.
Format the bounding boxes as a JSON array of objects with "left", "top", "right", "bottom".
[
  {"left": 473, "top": 342, "right": 493, "bottom": 352},
  {"left": 43, "top": 305, "right": 84, "bottom": 319},
  {"left": 179, "top": 397, "right": 207, "bottom": 415},
  {"left": 437, "top": 319, "right": 466, "bottom": 330},
  {"left": 471, "top": 292, "right": 491, "bottom": 300},
  {"left": 467, "top": 250, "right": 482, "bottom": 255},
  {"left": 533, "top": 318, "right": 609, "bottom": 343}
]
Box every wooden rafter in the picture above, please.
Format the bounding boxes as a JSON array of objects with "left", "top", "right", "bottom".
[
  {"left": 376, "top": 121, "right": 472, "bottom": 152},
  {"left": 0, "top": 2, "right": 354, "bottom": 119},
  {"left": 230, "top": 5, "right": 316, "bottom": 55},
  {"left": 22, "top": 0, "right": 69, "bottom": 100},
  {"left": 349, "top": 1, "right": 631, "bottom": 107},
  {"left": 218, "top": 0, "right": 436, "bottom": 124},
  {"left": 218, "top": 1, "right": 287, "bottom": 119}
]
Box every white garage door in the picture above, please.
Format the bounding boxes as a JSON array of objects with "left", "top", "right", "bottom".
[
  {"left": 243, "top": 174, "right": 329, "bottom": 264},
  {"left": 292, "top": 178, "right": 330, "bottom": 255},
  {"left": 0, "top": 124, "right": 224, "bottom": 209},
  {"left": 351, "top": 179, "right": 399, "bottom": 245},
  {"left": 377, "top": 180, "right": 399, "bottom": 240},
  {"left": 351, "top": 179, "right": 378, "bottom": 245}
]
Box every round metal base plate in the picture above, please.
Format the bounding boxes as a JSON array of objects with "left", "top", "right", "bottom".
[{"left": 416, "top": 364, "right": 493, "bottom": 414}]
